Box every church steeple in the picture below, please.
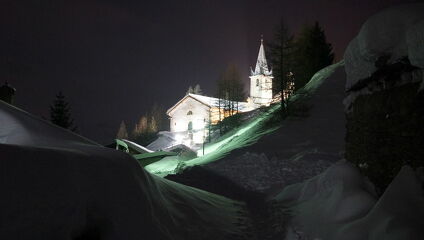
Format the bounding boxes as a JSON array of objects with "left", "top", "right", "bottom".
[
  {"left": 249, "top": 36, "right": 273, "bottom": 106},
  {"left": 251, "top": 36, "right": 272, "bottom": 76}
]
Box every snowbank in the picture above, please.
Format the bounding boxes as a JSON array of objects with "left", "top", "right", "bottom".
[
  {"left": 0, "top": 101, "right": 248, "bottom": 239},
  {"left": 344, "top": 3, "right": 424, "bottom": 90},
  {"left": 275, "top": 161, "right": 424, "bottom": 240}
]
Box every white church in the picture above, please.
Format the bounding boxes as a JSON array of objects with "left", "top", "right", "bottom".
[{"left": 165, "top": 38, "right": 274, "bottom": 147}]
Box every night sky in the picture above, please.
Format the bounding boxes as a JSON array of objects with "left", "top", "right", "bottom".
[{"left": 1, "top": 0, "right": 421, "bottom": 143}]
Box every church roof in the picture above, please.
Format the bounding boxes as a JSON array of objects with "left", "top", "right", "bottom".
[
  {"left": 189, "top": 93, "right": 221, "bottom": 107},
  {"left": 167, "top": 93, "right": 250, "bottom": 116},
  {"left": 251, "top": 38, "right": 272, "bottom": 76},
  {"left": 189, "top": 94, "right": 250, "bottom": 111}
]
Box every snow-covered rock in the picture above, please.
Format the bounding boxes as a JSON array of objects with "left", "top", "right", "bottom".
[
  {"left": 276, "top": 161, "right": 424, "bottom": 240},
  {"left": 343, "top": 4, "right": 424, "bottom": 191},
  {"left": 344, "top": 3, "right": 424, "bottom": 90}
]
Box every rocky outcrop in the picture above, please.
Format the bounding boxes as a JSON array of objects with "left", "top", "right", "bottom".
[{"left": 344, "top": 4, "right": 424, "bottom": 192}]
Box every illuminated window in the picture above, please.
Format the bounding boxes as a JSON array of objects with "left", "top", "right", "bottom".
[{"left": 187, "top": 111, "right": 193, "bottom": 115}]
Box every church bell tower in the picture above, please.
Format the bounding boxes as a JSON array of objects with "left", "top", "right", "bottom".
[{"left": 249, "top": 37, "right": 273, "bottom": 106}]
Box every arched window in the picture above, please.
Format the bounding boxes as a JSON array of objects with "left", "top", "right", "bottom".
[
  {"left": 188, "top": 121, "right": 193, "bottom": 131},
  {"left": 256, "top": 79, "right": 259, "bottom": 86},
  {"left": 187, "top": 111, "right": 193, "bottom": 115}
]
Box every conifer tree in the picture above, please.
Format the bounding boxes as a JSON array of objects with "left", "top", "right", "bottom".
[
  {"left": 150, "top": 103, "right": 166, "bottom": 131},
  {"left": 132, "top": 116, "right": 148, "bottom": 138},
  {"left": 116, "top": 120, "right": 128, "bottom": 139},
  {"left": 186, "top": 86, "right": 194, "bottom": 95},
  {"left": 149, "top": 115, "right": 158, "bottom": 133},
  {"left": 193, "top": 84, "right": 203, "bottom": 95},
  {"left": 50, "top": 91, "right": 76, "bottom": 131},
  {"left": 293, "top": 21, "right": 334, "bottom": 89}
]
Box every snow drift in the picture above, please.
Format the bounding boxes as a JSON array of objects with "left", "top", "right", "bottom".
[
  {"left": 276, "top": 161, "right": 424, "bottom": 240},
  {"left": 0, "top": 101, "right": 248, "bottom": 240}
]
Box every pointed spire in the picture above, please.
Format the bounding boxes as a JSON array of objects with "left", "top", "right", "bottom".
[{"left": 252, "top": 35, "right": 271, "bottom": 76}]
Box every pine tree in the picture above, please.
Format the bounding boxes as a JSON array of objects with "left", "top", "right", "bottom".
[
  {"left": 131, "top": 103, "right": 167, "bottom": 146},
  {"left": 293, "top": 21, "right": 334, "bottom": 89},
  {"left": 149, "top": 115, "right": 158, "bottom": 133},
  {"left": 132, "top": 115, "right": 148, "bottom": 138},
  {"left": 138, "top": 116, "right": 148, "bottom": 133},
  {"left": 116, "top": 120, "right": 128, "bottom": 139},
  {"left": 186, "top": 85, "right": 194, "bottom": 95},
  {"left": 50, "top": 91, "right": 76, "bottom": 131},
  {"left": 193, "top": 84, "right": 203, "bottom": 95}
]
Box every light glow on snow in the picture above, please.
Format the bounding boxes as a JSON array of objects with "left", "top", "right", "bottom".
[
  {"left": 145, "top": 104, "right": 281, "bottom": 175},
  {"left": 145, "top": 61, "right": 345, "bottom": 176}
]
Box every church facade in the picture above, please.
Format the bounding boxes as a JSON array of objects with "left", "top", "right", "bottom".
[{"left": 166, "top": 38, "right": 273, "bottom": 147}]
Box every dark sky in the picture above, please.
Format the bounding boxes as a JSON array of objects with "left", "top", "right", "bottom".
[{"left": 1, "top": 0, "right": 421, "bottom": 143}]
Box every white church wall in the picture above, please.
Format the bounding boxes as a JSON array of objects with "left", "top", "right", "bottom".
[
  {"left": 169, "top": 97, "right": 210, "bottom": 145},
  {"left": 250, "top": 75, "right": 273, "bottom": 106}
]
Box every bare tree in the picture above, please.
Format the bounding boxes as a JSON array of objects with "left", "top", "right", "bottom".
[
  {"left": 268, "top": 18, "right": 295, "bottom": 116},
  {"left": 215, "top": 64, "right": 245, "bottom": 133}
]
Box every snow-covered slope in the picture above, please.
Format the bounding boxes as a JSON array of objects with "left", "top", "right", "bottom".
[
  {"left": 275, "top": 161, "right": 424, "bottom": 240},
  {"left": 146, "top": 102, "right": 281, "bottom": 176},
  {"left": 202, "top": 61, "right": 346, "bottom": 192},
  {"left": 0, "top": 101, "right": 248, "bottom": 240},
  {"left": 146, "top": 61, "right": 345, "bottom": 180}
]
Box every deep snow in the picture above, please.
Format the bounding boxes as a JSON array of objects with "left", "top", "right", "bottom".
[
  {"left": 276, "top": 161, "right": 424, "bottom": 240},
  {"left": 0, "top": 101, "right": 249, "bottom": 240},
  {"left": 2, "top": 4, "right": 424, "bottom": 238}
]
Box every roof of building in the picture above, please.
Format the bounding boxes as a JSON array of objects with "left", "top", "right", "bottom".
[
  {"left": 167, "top": 93, "right": 251, "bottom": 116},
  {"left": 121, "top": 139, "right": 154, "bottom": 153},
  {"left": 251, "top": 38, "right": 272, "bottom": 76}
]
